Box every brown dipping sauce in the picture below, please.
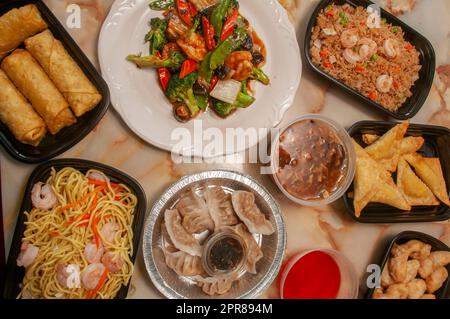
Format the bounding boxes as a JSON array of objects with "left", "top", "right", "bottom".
[
  {"left": 276, "top": 119, "right": 347, "bottom": 201},
  {"left": 208, "top": 236, "right": 244, "bottom": 272}
]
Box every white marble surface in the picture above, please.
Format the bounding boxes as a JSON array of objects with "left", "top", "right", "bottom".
[{"left": 1, "top": 0, "right": 449, "bottom": 298}]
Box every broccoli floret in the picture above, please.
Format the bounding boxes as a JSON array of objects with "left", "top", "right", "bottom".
[
  {"left": 149, "top": 0, "right": 174, "bottom": 11},
  {"left": 145, "top": 17, "right": 167, "bottom": 54},
  {"left": 212, "top": 92, "right": 255, "bottom": 117},
  {"left": 250, "top": 67, "right": 270, "bottom": 85},
  {"left": 195, "top": 95, "right": 209, "bottom": 111},
  {"left": 213, "top": 100, "right": 236, "bottom": 117},
  {"left": 235, "top": 91, "right": 255, "bottom": 107},
  {"left": 166, "top": 72, "right": 200, "bottom": 117},
  {"left": 127, "top": 51, "right": 185, "bottom": 68}
]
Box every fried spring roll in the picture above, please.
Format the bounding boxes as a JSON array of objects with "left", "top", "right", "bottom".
[
  {"left": 0, "top": 70, "right": 46, "bottom": 146},
  {"left": 0, "top": 4, "right": 48, "bottom": 59},
  {"left": 25, "top": 30, "right": 102, "bottom": 117},
  {"left": 1, "top": 49, "right": 76, "bottom": 135}
]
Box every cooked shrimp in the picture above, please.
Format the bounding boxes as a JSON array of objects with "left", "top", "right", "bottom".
[
  {"left": 166, "top": 13, "right": 189, "bottom": 40},
  {"left": 343, "top": 48, "right": 361, "bottom": 64},
  {"left": 100, "top": 222, "right": 120, "bottom": 244},
  {"left": 31, "top": 182, "right": 58, "bottom": 210},
  {"left": 16, "top": 241, "right": 39, "bottom": 268},
  {"left": 56, "top": 263, "right": 81, "bottom": 289},
  {"left": 21, "top": 289, "right": 34, "bottom": 299},
  {"left": 101, "top": 252, "right": 124, "bottom": 273},
  {"left": 366, "top": 11, "right": 381, "bottom": 29},
  {"left": 84, "top": 243, "right": 104, "bottom": 264},
  {"left": 176, "top": 30, "right": 207, "bottom": 62},
  {"left": 384, "top": 39, "right": 400, "bottom": 58},
  {"left": 225, "top": 51, "right": 254, "bottom": 81},
  {"left": 81, "top": 263, "right": 106, "bottom": 290},
  {"left": 358, "top": 38, "right": 377, "bottom": 59},
  {"left": 161, "top": 43, "right": 180, "bottom": 60},
  {"left": 86, "top": 170, "right": 109, "bottom": 183},
  {"left": 340, "top": 28, "right": 359, "bottom": 48},
  {"left": 376, "top": 74, "right": 393, "bottom": 93},
  {"left": 322, "top": 28, "right": 337, "bottom": 36}
]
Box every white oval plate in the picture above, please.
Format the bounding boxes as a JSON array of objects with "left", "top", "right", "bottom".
[{"left": 99, "top": 0, "right": 301, "bottom": 157}]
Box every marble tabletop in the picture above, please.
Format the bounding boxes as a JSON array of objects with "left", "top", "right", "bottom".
[{"left": 1, "top": 0, "right": 449, "bottom": 299}]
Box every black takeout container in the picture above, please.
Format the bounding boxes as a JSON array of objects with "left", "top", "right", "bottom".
[
  {"left": 0, "top": 0, "right": 110, "bottom": 163},
  {"left": 366, "top": 231, "right": 450, "bottom": 299},
  {"left": 304, "top": 0, "right": 435, "bottom": 120},
  {"left": 344, "top": 121, "right": 450, "bottom": 223},
  {"left": 2, "top": 159, "right": 147, "bottom": 299}
]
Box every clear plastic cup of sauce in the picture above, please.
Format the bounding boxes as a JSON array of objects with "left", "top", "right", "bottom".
[{"left": 202, "top": 230, "right": 247, "bottom": 278}]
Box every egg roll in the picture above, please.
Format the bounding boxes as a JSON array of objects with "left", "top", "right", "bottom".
[
  {"left": 0, "top": 4, "right": 48, "bottom": 59},
  {"left": 1, "top": 49, "right": 76, "bottom": 134},
  {"left": 25, "top": 30, "right": 102, "bottom": 117},
  {"left": 0, "top": 70, "right": 46, "bottom": 146}
]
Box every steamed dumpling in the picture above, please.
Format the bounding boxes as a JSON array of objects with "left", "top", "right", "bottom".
[
  {"left": 176, "top": 188, "right": 214, "bottom": 234},
  {"left": 161, "top": 223, "right": 205, "bottom": 276},
  {"left": 222, "top": 224, "right": 263, "bottom": 274},
  {"left": 231, "top": 191, "right": 274, "bottom": 235},
  {"left": 203, "top": 186, "right": 238, "bottom": 230},
  {"left": 193, "top": 275, "right": 236, "bottom": 296},
  {"left": 164, "top": 209, "right": 202, "bottom": 256}
]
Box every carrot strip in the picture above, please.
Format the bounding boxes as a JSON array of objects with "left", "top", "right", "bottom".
[
  {"left": 66, "top": 192, "right": 99, "bottom": 226},
  {"left": 86, "top": 269, "right": 109, "bottom": 299},
  {"left": 60, "top": 186, "right": 104, "bottom": 212},
  {"left": 92, "top": 215, "right": 101, "bottom": 248},
  {"left": 88, "top": 180, "right": 122, "bottom": 189}
]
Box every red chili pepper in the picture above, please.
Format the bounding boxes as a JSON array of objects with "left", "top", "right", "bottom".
[
  {"left": 325, "top": 9, "right": 335, "bottom": 17},
  {"left": 210, "top": 75, "right": 219, "bottom": 91},
  {"left": 405, "top": 42, "right": 414, "bottom": 51},
  {"left": 355, "top": 65, "right": 365, "bottom": 73},
  {"left": 202, "top": 16, "right": 216, "bottom": 51},
  {"left": 158, "top": 68, "right": 171, "bottom": 91},
  {"left": 153, "top": 51, "right": 171, "bottom": 91},
  {"left": 179, "top": 59, "right": 198, "bottom": 79},
  {"left": 189, "top": 1, "right": 198, "bottom": 16},
  {"left": 176, "top": 0, "right": 192, "bottom": 26},
  {"left": 323, "top": 61, "right": 333, "bottom": 69},
  {"left": 368, "top": 91, "right": 377, "bottom": 101},
  {"left": 220, "top": 8, "right": 239, "bottom": 42},
  {"left": 319, "top": 49, "right": 329, "bottom": 58}
]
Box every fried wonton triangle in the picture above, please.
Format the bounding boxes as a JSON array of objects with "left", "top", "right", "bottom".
[
  {"left": 400, "top": 136, "right": 425, "bottom": 155},
  {"left": 404, "top": 154, "right": 450, "bottom": 206},
  {"left": 362, "top": 134, "right": 380, "bottom": 145},
  {"left": 352, "top": 140, "right": 389, "bottom": 217},
  {"left": 362, "top": 135, "right": 424, "bottom": 155},
  {"left": 364, "top": 122, "right": 409, "bottom": 171},
  {"left": 397, "top": 157, "right": 439, "bottom": 206},
  {"left": 370, "top": 176, "right": 411, "bottom": 211}
]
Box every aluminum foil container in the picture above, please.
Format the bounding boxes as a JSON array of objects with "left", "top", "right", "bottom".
[{"left": 143, "top": 170, "right": 286, "bottom": 299}]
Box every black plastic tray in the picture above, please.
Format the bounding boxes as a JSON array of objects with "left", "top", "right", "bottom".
[
  {"left": 344, "top": 121, "right": 450, "bottom": 223},
  {"left": 366, "top": 231, "right": 450, "bottom": 299},
  {"left": 2, "top": 159, "right": 147, "bottom": 299},
  {"left": 304, "top": 0, "right": 435, "bottom": 120},
  {"left": 0, "top": 0, "right": 110, "bottom": 163}
]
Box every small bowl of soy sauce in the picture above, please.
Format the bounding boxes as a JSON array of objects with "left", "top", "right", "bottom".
[{"left": 202, "top": 231, "right": 248, "bottom": 278}]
